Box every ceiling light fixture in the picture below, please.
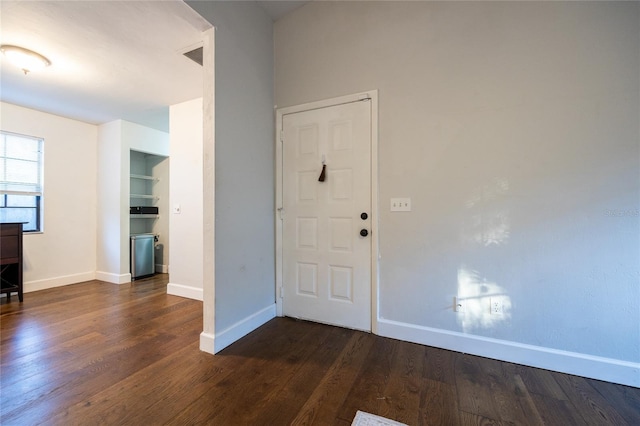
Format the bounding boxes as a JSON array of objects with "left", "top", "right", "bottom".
[{"left": 1, "top": 45, "right": 51, "bottom": 74}]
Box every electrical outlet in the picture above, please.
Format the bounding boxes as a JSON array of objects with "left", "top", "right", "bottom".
[
  {"left": 454, "top": 297, "right": 464, "bottom": 313},
  {"left": 490, "top": 297, "right": 504, "bottom": 315}
]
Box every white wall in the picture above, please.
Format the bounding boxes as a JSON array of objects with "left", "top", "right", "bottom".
[
  {"left": 97, "top": 119, "right": 169, "bottom": 283},
  {"left": 201, "top": 27, "right": 215, "bottom": 354},
  {"left": 186, "top": 1, "right": 276, "bottom": 352},
  {"left": 150, "top": 155, "right": 169, "bottom": 272},
  {"left": 124, "top": 120, "right": 169, "bottom": 157},
  {"left": 97, "top": 120, "right": 130, "bottom": 283},
  {"left": 0, "top": 102, "right": 98, "bottom": 290},
  {"left": 0, "top": 107, "right": 169, "bottom": 288},
  {"left": 168, "top": 98, "right": 204, "bottom": 300},
  {"left": 275, "top": 1, "right": 639, "bottom": 386}
]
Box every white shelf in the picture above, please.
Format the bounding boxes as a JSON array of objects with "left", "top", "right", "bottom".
[
  {"left": 130, "top": 214, "right": 159, "bottom": 219},
  {"left": 130, "top": 174, "right": 157, "bottom": 181},
  {"left": 130, "top": 194, "right": 158, "bottom": 200}
]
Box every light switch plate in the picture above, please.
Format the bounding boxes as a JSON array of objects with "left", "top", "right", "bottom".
[{"left": 390, "top": 198, "right": 411, "bottom": 211}]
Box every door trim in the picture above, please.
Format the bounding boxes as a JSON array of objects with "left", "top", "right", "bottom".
[{"left": 275, "top": 90, "right": 379, "bottom": 333}]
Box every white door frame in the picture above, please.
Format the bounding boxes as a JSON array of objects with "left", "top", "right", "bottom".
[{"left": 275, "top": 90, "right": 379, "bottom": 334}]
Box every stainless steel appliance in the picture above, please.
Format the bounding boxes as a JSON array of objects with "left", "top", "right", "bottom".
[{"left": 130, "top": 234, "right": 155, "bottom": 280}]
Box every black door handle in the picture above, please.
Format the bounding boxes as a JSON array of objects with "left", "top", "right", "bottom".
[
  {"left": 361, "top": 212, "right": 368, "bottom": 220},
  {"left": 360, "top": 229, "right": 369, "bottom": 237}
]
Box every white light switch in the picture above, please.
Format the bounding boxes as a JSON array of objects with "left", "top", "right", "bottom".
[
  {"left": 390, "top": 198, "right": 411, "bottom": 212},
  {"left": 173, "top": 204, "right": 181, "bottom": 214}
]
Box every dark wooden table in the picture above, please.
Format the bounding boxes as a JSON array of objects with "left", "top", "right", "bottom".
[{"left": 1, "top": 222, "right": 24, "bottom": 302}]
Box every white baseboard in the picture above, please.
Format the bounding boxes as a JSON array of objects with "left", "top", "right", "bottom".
[
  {"left": 95, "top": 271, "right": 131, "bottom": 284},
  {"left": 23, "top": 271, "right": 96, "bottom": 293},
  {"left": 213, "top": 304, "right": 276, "bottom": 353},
  {"left": 200, "top": 332, "right": 216, "bottom": 355},
  {"left": 155, "top": 264, "right": 168, "bottom": 273},
  {"left": 167, "top": 283, "right": 203, "bottom": 301},
  {"left": 377, "top": 318, "right": 640, "bottom": 388}
]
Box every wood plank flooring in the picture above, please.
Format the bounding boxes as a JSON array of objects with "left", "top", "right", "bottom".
[{"left": 1, "top": 275, "right": 639, "bottom": 425}]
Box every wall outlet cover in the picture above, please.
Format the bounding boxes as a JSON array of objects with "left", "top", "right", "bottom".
[{"left": 490, "top": 297, "right": 504, "bottom": 315}]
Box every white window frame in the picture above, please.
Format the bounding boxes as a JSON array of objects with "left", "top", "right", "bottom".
[{"left": 0, "top": 130, "right": 44, "bottom": 232}]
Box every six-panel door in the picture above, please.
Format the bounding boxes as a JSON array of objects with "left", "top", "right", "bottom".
[{"left": 282, "top": 100, "right": 372, "bottom": 331}]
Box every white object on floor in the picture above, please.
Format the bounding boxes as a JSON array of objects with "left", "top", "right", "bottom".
[{"left": 351, "top": 410, "right": 408, "bottom": 426}]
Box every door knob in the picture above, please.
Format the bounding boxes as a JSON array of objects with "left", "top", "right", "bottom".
[
  {"left": 360, "top": 212, "right": 368, "bottom": 220},
  {"left": 360, "top": 229, "right": 369, "bottom": 237}
]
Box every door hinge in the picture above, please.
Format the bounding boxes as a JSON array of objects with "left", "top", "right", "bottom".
[
  {"left": 277, "top": 207, "right": 284, "bottom": 220},
  {"left": 280, "top": 286, "right": 284, "bottom": 299}
]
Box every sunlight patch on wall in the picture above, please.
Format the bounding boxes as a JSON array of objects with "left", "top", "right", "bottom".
[
  {"left": 457, "top": 267, "right": 511, "bottom": 333},
  {"left": 457, "top": 177, "right": 512, "bottom": 332}
]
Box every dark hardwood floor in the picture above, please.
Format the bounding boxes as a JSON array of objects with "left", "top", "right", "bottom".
[{"left": 1, "top": 275, "right": 638, "bottom": 425}]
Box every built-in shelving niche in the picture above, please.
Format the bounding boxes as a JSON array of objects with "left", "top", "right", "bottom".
[{"left": 129, "top": 150, "right": 169, "bottom": 271}]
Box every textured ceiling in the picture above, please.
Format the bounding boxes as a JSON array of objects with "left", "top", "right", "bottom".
[{"left": 0, "top": 1, "right": 211, "bottom": 132}]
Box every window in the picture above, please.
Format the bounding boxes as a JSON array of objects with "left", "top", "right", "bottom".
[{"left": 0, "top": 131, "right": 44, "bottom": 232}]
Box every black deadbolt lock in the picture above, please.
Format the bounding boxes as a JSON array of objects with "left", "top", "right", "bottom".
[
  {"left": 360, "top": 212, "right": 368, "bottom": 220},
  {"left": 360, "top": 229, "right": 369, "bottom": 237}
]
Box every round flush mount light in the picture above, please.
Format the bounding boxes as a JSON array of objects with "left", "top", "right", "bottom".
[{"left": 1, "top": 45, "right": 51, "bottom": 74}]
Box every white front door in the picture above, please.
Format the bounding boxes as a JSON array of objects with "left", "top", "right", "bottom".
[{"left": 280, "top": 98, "right": 372, "bottom": 331}]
